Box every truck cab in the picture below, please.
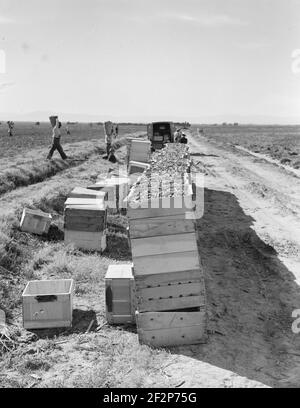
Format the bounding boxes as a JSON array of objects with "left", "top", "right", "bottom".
[{"left": 147, "top": 121, "right": 175, "bottom": 151}]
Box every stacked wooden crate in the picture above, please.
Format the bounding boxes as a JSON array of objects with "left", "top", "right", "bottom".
[
  {"left": 87, "top": 176, "right": 130, "bottom": 212},
  {"left": 64, "top": 188, "right": 107, "bottom": 252},
  {"left": 126, "top": 144, "right": 206, "bottom": 347}
]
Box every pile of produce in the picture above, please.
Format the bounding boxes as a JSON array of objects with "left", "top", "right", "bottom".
[
  {"left": 150, "top": 144, "right": 191, "bottom": 175},
  {"left": 127, "top": 144, "right": 192, "bottom": 204}
]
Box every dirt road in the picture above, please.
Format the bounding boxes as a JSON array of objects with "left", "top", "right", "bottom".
[{"left": 178, "top": 130, "right": 300, "bottom": 387}]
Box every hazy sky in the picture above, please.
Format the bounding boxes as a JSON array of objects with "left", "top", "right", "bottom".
[{"left": 0, "top": 0, "right": 299, "bottom": 122}]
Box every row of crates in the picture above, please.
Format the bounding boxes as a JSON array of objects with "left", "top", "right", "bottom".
[{"left": 122, "top": 153, "right": 207, "bottom": 347}]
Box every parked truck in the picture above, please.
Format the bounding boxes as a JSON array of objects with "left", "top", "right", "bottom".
[{"left": 147, "top": 121, "right": 175, "bottom": 151}]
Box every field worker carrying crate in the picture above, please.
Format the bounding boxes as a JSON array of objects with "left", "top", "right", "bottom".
[
  {"left": 47, "top": 117, "right": 68, "bottom": 160},
  {"left": 103, "top": 121, "right": 114, "bottom": 157}
]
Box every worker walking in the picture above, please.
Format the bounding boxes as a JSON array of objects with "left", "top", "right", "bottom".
[
  {"left": 174, "top": 128, "right": 181, "bottom": 143},
  {"left": 103, "top": 121, "right": 114, "bottom": 158},
  {"left": 7, "top": 121, "right": 14, "bottom": 137},
  {"left": 47, "top": 118, "right": 68, "bottom": 160}
]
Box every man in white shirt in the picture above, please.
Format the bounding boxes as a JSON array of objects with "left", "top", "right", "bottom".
[{"left": 47, "top": 118, "right": 67, "bottom": 160}]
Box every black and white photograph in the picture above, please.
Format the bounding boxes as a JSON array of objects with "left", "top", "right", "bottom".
[{"left": 0, "top": 0, "right": 299, "bottom": 393}]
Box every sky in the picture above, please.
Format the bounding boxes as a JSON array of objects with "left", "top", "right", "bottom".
[{"left": 0, "top": 0, "right": 299, "bottom": 123}]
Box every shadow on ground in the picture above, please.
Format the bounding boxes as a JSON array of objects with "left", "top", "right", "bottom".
[
  {"left": 29, "top": 309, "right": 98, "bottom": 339},
  {"left": 190, "top": 152, "right": 219, "bottom": 157},
  {"left": 104, "top": 233, "right": 131, "bottom": 261},
  {"left": 169, "top": 187, "right": 300, "bottom": 388}
]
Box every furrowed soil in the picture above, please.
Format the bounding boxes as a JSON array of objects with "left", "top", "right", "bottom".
[
  {"left": 197, "top": 125, "right": 300, "bottom": 169},
  {"left": 0, "top": 125, "right": 300, "bottom": 388}
]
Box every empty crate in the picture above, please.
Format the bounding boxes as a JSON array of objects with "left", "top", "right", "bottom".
[
  {"left": 20, "top": 208, "right": 52, "bottom": 235},
  {"left": 128, "top": 161, "right": 150, "bottom": 175},
  {"left": 22, "top": 279, "right": 75, "bottom": 329},
  {"left": 105, "top": 264, "right": 135, "bottom": 325}
]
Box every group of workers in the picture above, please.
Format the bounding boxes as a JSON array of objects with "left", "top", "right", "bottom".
[
  {"left": 46, "top": 118, "right": 119, "bottom": 162},
  {"left": 174, "top": 128, "right": 188, "bottom": 144},
  {"left": 6, "top": 118, "right": 188, "bottom": 161}
]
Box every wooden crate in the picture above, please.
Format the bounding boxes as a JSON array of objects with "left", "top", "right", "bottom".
[
  {"left": 64, "top": 215, "right": 106, "bottom": 232},
  {"left": 105, "top": 264, "right": 135, "bottom": 325},
  {"left": 128, "top": 161, "right": 150, "bottom": 175},
  {"left": 64, "top": 229, "right": 107, "bottom": 252},
  {"left": 20, "top": 208, "right": 52, "bottom": 235},
  {"left": 129, "top": 216, "right": 195, "bottom": 239},
  {"left": 136, "top": 307, "right": 206, "bottom": 347},
  {"left": 49, "top": 116, "right": 58, "bottom": 127},
  {"left": 133, "top": 250, "right": 201, "bottom": 276},
  {"left": 127, "top": 139, "right": 151, "bottom": 164},
  {"left": 135, "top": 280, "right": 205, "bottom": 312},
  {"left": 134, "top": 269, "right": 204, "bottom": 289},
  {"left": 64, "top": 198, "right": 107, "bottom": 233},
  {"left": 131, "top": 232, "right": 198, "bottom": 258},
  {"left": 68, "top": 187, "right": 107, "bottom": 201},
  {"left": 22, "top": 279, "right": 75, "bottom": 329},
  {"left": 87, "top": 177, "right": 130, "bottom": 211},
  {"left": 64, "top": 197, "right": 106, "bottom": 209}
]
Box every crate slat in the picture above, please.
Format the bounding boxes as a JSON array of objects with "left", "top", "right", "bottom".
[
  {"left": 134, "top": 269, "right": 204, "bottom": 288},
  {"left": 129, "top": 217, "right": 195, "bottom": 238},
  {"left": 136, "top": 294, "right": 205, "bottom": 312},
  {"left": 136, "top": 281, "right": 204, "bottom": 301},
  {"left": 136, "top": 308, "right": 206, "bottom": 330},
  {"left": 136, "top": 308, "right": 206, "bottom": 347},
  {"left": 131, "top": 232, "right": 198, "bottom": 258},
  {"left": 137, "top": 326, "right": 206, "bottom": 347},
  {"left": 133, "top": 250, "right": 201, "bottom": 276},
  {"left": 68, "top": 187, "right": 107, "bottom": 200},
  {"left": 64, "top": 230, "right": 106, "bottom": 252},
  {"left": 64, "top": 221, "right": 105, "bottom": 232}
]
